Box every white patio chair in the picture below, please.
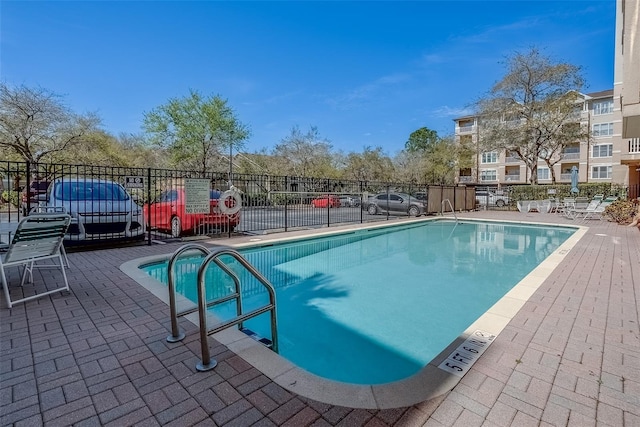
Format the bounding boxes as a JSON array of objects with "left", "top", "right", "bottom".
[
  {"left": 1, "top": 212, "right": 71, "bottom": 309},
  {"left": 582, "top": 200, "right": 615, "bottom": 221},
  {"left": 566, "top": 199, "right": 601, "bottom": 220}
]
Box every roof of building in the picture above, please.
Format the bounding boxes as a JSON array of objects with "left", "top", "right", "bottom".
[{"left": 586, "top": 89, "right": 614, "bottom": 99}]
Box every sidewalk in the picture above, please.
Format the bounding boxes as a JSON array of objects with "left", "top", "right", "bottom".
[{"left": 1, "top": 212, "right": 639, "bottom": 426}]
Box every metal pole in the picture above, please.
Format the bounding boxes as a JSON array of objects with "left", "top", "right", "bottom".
[{"left": 229, "top": 144, "right": 233, "bottom": 187}]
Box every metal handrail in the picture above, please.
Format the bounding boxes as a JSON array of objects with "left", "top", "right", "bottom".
[
  {"left": 441, "top": 199, "right": 459, "bottom": 224},
  {"left": 196, "top": 247, "right": 278, "bottom": 372},
  {"left": 166, "top": 243, "right": 211, "bottom": 343}
]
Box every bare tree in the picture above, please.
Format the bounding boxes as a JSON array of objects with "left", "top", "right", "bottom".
[
  {"left": 272, "top": 126, "right": 337, "bottom": 177},
  {"left": 0, "top": 83, "right": 100, "bottom": 164},
  {"left": 476, "top": 48, "right": 588, "bottom": 184}
]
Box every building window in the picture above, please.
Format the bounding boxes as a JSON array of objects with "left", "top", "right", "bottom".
[
  {"left": 481, "top": 151, "right": 498, "bottom": 163},
  {"left": 591, "top": 166, "right": 612, "bottom": 179},
  {"left": 592, "top": 123, "right": 613, "bottom": 136},
  {"left": 480, "top": 170, "right": 497, "bottom": 181},
  {"left": 592, "top": 99, "right": 613, "bottom": 115},
  {"left": 592, "top": 144, "right": 613, "bottom": 158},
  {"left": 537, "top": 167, "right": 550, "bottom": 180}
]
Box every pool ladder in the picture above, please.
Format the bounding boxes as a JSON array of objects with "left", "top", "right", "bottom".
[
  {"left": 165, "top": 244, "right": 278, "bottom": 372},
  {"left": 441, "top": 199, "right": 459, "bottom": 224}
]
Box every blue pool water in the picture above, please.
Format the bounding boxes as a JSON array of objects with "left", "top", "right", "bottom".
[{"left": 141, "top": 220, "right": 575, "bottom": 384}]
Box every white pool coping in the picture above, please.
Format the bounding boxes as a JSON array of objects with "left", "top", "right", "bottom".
[{"left": 120, "top": 216, "right": 587, "bottom": 409}]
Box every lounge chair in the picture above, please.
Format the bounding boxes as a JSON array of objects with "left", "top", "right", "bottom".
[
  {"left": 557, "top": 198, "right": 576, "bottom": 215},
  {"left": 582, "top": 200, "right": 615, "bottom": 221},
  {"left": 1, "top": 212, "right": 71, "bottom": 308},
  {"left": 29, "top": 206, "right": 70, "bottom": 267},
  {"left": 564, "top": 199, "right": 601, "bottom": 220}
]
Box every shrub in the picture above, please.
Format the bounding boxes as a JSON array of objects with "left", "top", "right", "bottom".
[
  {"left": 1, "top": 190, "right": 20, "bottom": 207},
  {"left": 603, "top": 200, "right": 637, "bottom": 224}
]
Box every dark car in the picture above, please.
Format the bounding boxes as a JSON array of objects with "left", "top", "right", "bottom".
[
  {"left": 21, "top": 180, "right": 50, "bottom": 215},
  {"left": 363, "top": 192, "right": 426, "bottom": 217}
]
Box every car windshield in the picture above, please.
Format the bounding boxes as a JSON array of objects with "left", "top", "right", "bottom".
[{"left": 54, "top": 181, "right": 129, "bottom": 201}]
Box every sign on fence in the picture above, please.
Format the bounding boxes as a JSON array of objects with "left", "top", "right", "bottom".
[
  {"left": 125, "top": 176, "right": 145, "bottom": 189},
  {"left": 185, "top": 178, "right": 210, "bottom": 214}
]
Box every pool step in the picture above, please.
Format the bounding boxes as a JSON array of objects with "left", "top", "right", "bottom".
[{"left": 241, "top": 328, "right": 273, "bottom": 349}]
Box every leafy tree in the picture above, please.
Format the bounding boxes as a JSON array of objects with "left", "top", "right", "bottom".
[
  {"left": 426, "top": 136, "right": 457, "bottom": 184},
  {"left": 405, "top": 127, "right": 439, "bottom": 153},
  {"left": 143, "top": 90, "right": 250, "bottom": 175},
  {"left": 476, "top": 47, "right": 588, "bottom": 184},
  {"left": 403, "top": 127, "right": 458, "bottom": 184},
  {"left": 272, "top": 126, "right": 337, "bottom": 177},
  {"left": 0, "top": 83, "right": 100, "bottom": 164},
  {"left": 344, "top": 146, "right": 394, "bottom": 182},
  {"left": 47, "top": 130, "right": 164, "bottom": 168},
  {"left": 117, "top": 133, "right": 170, "bottom": 168}
]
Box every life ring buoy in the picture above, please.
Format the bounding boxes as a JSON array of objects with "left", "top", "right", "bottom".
[{"left": 219, "top": 190, "right": 242, "bottom": 215}]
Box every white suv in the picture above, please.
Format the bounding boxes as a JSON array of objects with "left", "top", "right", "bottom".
[
  {"left": 475, "top": 189, "right": 509, "bottom": 207},
  {"left": 39, "top": 178, "right": 145, "bottom": 242}
]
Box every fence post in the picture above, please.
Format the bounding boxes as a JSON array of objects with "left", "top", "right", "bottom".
[
  {"left": 284, "top": 176, "right": 288, "bottom": 232},
  {"left": 147, "top": 168, "right": 152, "bottom": 246},
  {"left": 326, "top": 178, "right": 330, "bottom": 228},
  {"left": 360, "top": 181, "right": 363, "bottom": 224},
  {"left": 25, "top": 162, "right": 31, "bottom": 216}
]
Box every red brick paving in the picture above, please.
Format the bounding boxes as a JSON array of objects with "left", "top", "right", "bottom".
[{"left": 1, "top": 212, "right": 639, "bottom": 426}]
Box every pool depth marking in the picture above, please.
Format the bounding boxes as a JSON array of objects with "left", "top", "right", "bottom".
[{"left": 438, "top": 330, "right": 496, "bottom": 377}]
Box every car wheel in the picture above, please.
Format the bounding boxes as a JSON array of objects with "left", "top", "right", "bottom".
[
  {"left": 170, "top": 216, "right": 181, "bottom": 238},
  {"left": 367, "top": 204, "right": 377, "bottom": 215},
  {"left": 496, "top": 199, "right": 505, "bottom": 207},
  {"left": 408, "top": 205, "right": 420, "bottom": 217}
]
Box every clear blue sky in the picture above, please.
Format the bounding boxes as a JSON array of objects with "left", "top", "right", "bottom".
[{"left": 1, "top": 1, "right": 615, "bottom": 156}]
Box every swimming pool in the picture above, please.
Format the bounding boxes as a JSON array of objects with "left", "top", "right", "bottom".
[{"left": 139, "top": 220, "right": 576, "bottom": 385}]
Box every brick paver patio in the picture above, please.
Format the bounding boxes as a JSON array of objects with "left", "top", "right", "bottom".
[{"left": 1, "top": 212, "right": 639, "bottom": 426}]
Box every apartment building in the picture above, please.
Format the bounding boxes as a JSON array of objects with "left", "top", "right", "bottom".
[
  {"left": 454, "top": 0, "right": 640, "bottom": 198},
  {"left": 454, "top": 90, "right": 624, "bottom": 185},
  {"left": 615, "top": 0, "right": 640, "bottom": 195}
]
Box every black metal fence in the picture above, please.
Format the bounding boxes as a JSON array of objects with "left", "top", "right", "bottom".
[{"left": 0, "top": 161, "right": 476, "bottom": 247}]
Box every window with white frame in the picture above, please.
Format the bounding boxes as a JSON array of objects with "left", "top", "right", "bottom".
[
  {"left": 592, "top": 123, "right": 613, "bottom": 136},
  {"left": 480, "top": 170, "right": 497, "bottom": 181},
  {"left": 481, "top": 151, "right": 498, "bottom": 163},
  {"left": 591, "top": 166, "right": 612, "bottom": 179},
  {"left": 592, "top": 99, "right": 614, "bottom": 115},
  {"left": 537, "top": 167, "right": 550, "bottom": 180},
  {"left": 592, "top": 144, "right": 613, "bottom": 158}
]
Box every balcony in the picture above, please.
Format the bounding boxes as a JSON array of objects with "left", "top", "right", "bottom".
[
  {"left": 458, "top": 176, "right": 474, "bottom": 183},
  {"left": 630, "top": 138, "right": 640, "bottom": 154},
  {"left": 457, "top": 125, "right": 475, "bottom": 133},
  {"left": 559, "top": 173, "right": 572, "bottom": 181},
  {"left": 505, "top": 156, "right": 521, "bottom": 163},
  {"left": 561, "top": 152, "right": 580, "bottom": 160},
  {"left": 504, "top": 174, "right": 521, "bottom": 182}
]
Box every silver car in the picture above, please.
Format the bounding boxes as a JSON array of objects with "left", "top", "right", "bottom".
[
  {"left": 475, "top": 190, "right": 509, "bottom": 207},
  {"left": 338, "top": 195, "right": 361, "bottom": 207},
  {"left": 363, "top": 192, "right": 426, "bottom": 217},
  {"left": 39, "top": 178, "right": 145, "bottom": 241}
]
